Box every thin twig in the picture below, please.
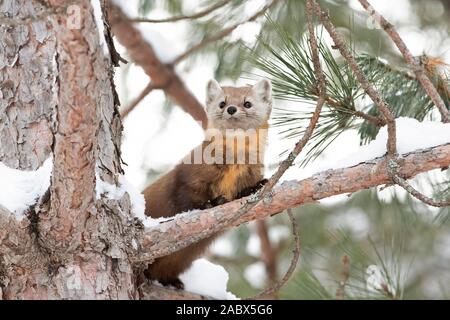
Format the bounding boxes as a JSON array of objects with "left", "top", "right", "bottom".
[
  {"left": 388, "top": 160, "right": 450, "bottom": 208},
  {"left": 120, "top": 82, "right": 155, "bottom": 118},
  {"left": 358, "top": 0, "right": 450, "bottom": 123},
  {"left": 310, "top": 0, "right": 397, "bottom": 157},
  {"left": 172, "top": 0, "right": 280, "bottom": 65},
  {"left": 325, "top": 96, "right": 385, "bottom": 127},
  {"left": 335, "top": 255, "right": 350, "bottom": 300},
  {"left": 130, "top": 0, "right": 230, "bottom": 23},
  {"left": 247, "top": 209, "right": 300, "bottom": 300}
]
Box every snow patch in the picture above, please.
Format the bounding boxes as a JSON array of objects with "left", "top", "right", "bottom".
[
  {"left": 366, "top": 265, "right": 396, "bottom": 296},
  {"left": 325, "top": 117, "right": 450, "bottom": 171},
  {"left": 246, "top": 233, "right": 261, "bottom": 257},
  {"left": 246, "top": 225, "right": 290, "bottom": 257},
  {"left": 95, "top": 172, "right": 145, "bottom": 217},
  {"left": 0, "top": 157, "right": 53, "bottom": 221},
  {"left": 244, "top": 262, "right": 266, "bottom": 289},
  {"left": 90, "top": 0, "right": 109, "bottom": 56},
  {"left": 210, "top": 237, "right": 235, "bottom": 257},
  {"left": 179, "top": 258, "right": 238, "bottom": 300},
  {"left": 95, "top": 172, "right": 172, "bottom": 228}
]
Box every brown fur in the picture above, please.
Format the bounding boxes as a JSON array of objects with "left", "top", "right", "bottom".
[{"left": 143, "top": 80, "right": 271, "bottom": 288}]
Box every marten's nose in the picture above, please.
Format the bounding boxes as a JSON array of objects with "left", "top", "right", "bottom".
[{"left": 227, "top": 106, "right": 237, "bottom": 115}]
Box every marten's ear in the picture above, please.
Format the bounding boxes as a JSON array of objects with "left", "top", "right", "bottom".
[
  {"left": 206, "top": 79, "right": 222, "bottom": 104},
  {"left": 252, "top": 79, "right": 272, "bottom": 103}
]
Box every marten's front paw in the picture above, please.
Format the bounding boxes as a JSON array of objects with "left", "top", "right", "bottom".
[
  {"left": 211, "top": 195, "right": 228, "bottom": 206},
  {"left": 258, "top": 178, "right": 269, "bottom": 186},
  {"left": 160, "top": 278, "right": 184, "bottom": 290},
  {"left": 237, "top": 179, "right": 269, "bottom": 198},
  {"left": 199, "top": 195, "right": 228, "bottom": 209}
]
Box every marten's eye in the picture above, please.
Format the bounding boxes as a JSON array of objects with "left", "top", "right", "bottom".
[
  {"left": 219, "top": 101, "right": 226, "bottom": 109},
  {"left": 244, "top": 101, "right": 252, "bottom": 109}
]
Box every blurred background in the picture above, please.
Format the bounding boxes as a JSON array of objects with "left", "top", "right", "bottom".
[{"left": 113, "top": 0, "right": 450, "bottom": 299}]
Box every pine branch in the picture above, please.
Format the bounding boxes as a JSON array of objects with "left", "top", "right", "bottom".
[
  {"left": 135, "top": 143, "right": 450, "bottom": 263},
  {"left": 357, "top": 55, "right": 438, "bottom": 142},
  {"left": 310, "top": 0, "right": 397, "bottom": 156},
  {"left": 250, "top": 23, "right": 400, "bottom": 165}
]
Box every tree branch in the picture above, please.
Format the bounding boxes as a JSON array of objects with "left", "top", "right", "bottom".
[
  {"left": 130, "top": 0, "right": 230, "bottom": 24},
  {"left": 358, "top": 0, "right": 450, "bottom": 123},
  {"left": 106, "top": 1, "right": 208, "bottom": 127},
  {"left": 136, "top": 143, "right": 450, "bottom": 263}
]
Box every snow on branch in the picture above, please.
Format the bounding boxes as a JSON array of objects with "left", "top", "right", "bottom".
[
  {"left": 0, "top": 157, "right": 52, "bottom": 221},
  {"left": 137, "top": 143, "right": 450, "bottom": 263}
]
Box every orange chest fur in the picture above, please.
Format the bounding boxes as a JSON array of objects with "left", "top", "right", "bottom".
[
  {"left": 210, "top": 163, "right": 263, "bottom": 200},
  {"left": 207, "top": 124, "right": 268, "bottom": 200}
]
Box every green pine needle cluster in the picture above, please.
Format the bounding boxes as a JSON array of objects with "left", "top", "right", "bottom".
[{"left": 249, "top": 20, "right": 448, "bottom": 166}]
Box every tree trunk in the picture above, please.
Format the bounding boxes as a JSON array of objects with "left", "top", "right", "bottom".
[{"left": 0, "top": 0, "right": 137, "bottom": 299}]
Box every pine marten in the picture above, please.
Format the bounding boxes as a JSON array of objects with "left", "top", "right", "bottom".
[{"left": 143, "top": 79, "right": 272, "bottom": 289}]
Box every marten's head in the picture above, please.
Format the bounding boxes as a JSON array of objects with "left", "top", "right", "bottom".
[{"left": 205, "top": 79, "right": 272, "bottom": 130}]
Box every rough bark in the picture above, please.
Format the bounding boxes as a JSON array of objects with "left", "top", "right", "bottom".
[
  {"left": 0, "top": 0, "right": 137, "bottom": 300},
  {"left": 0, "top": 1, "right": 55, "bottom": 170},
  {"left": 138, "top": 143, "right": 450, "bottom": 262},
  {"left": 106, "top": 1, "right": 208, "bottom": 127}
]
